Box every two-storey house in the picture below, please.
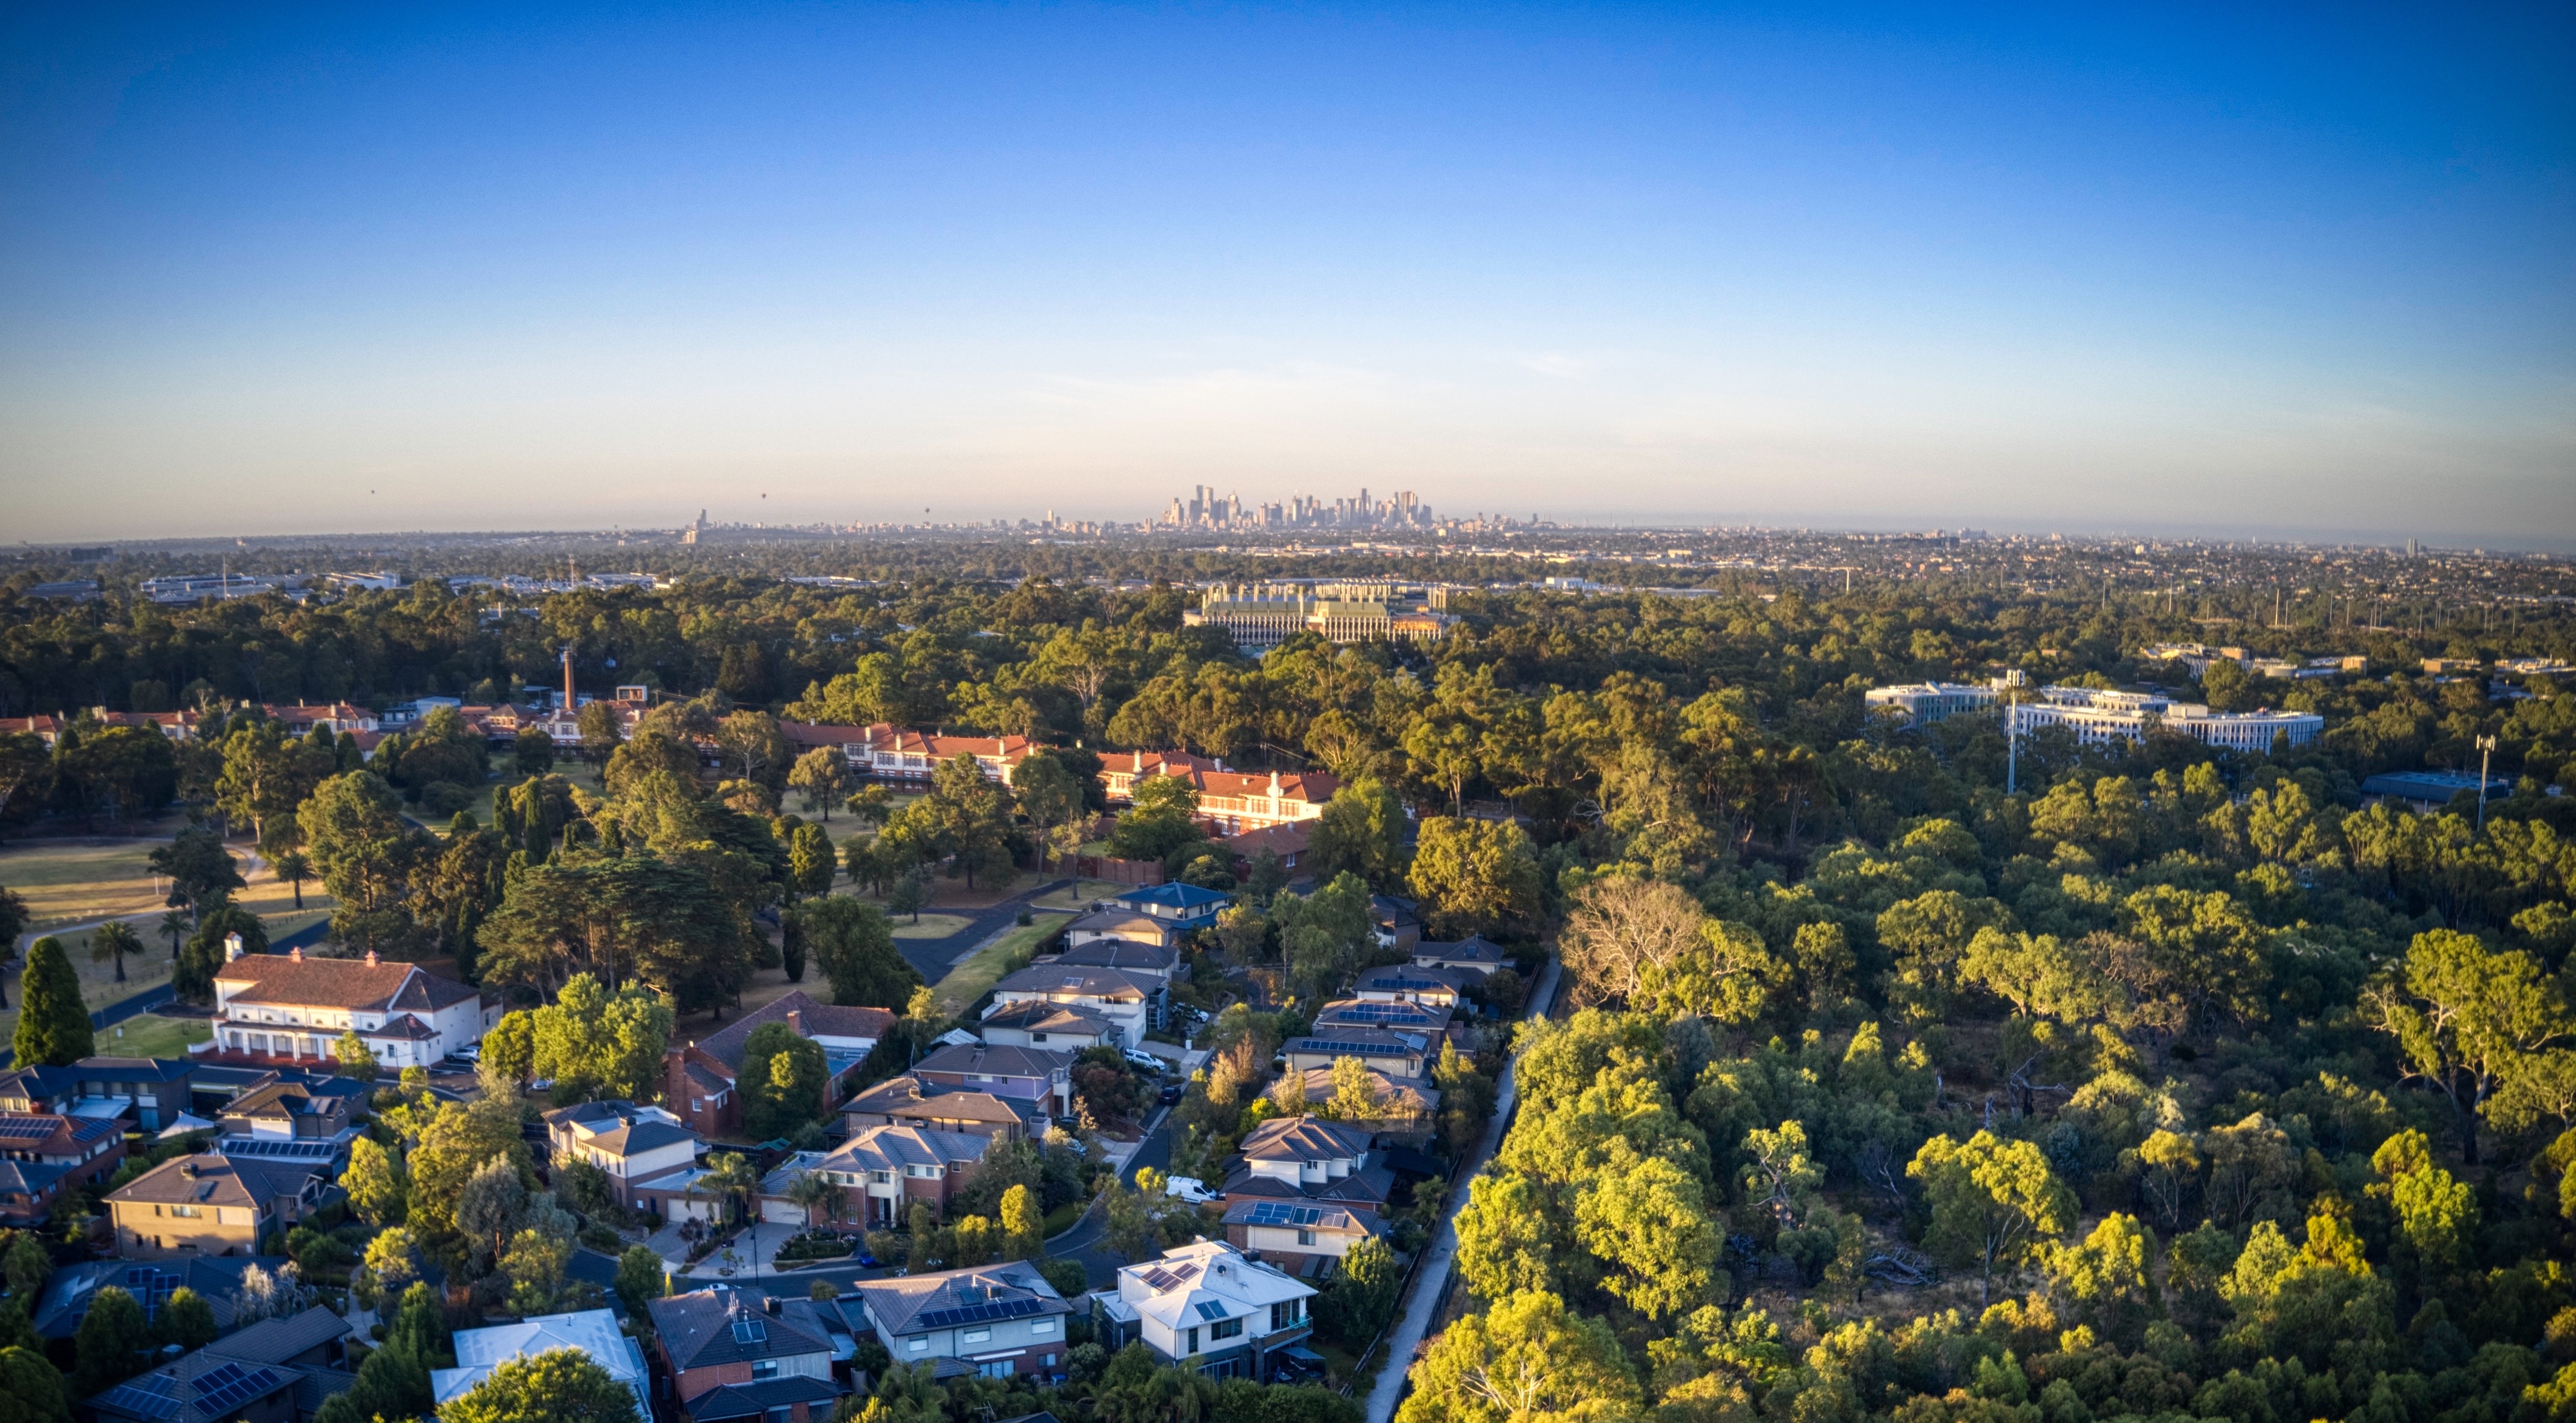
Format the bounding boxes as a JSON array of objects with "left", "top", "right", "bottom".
[
  {"left": 432, "top": 1308, "right": 651, "bottom": 1422},
  {"left": 841, "top": 1076, "right": 1040, "bottom": 1143},
  {"left": 848, "top": 1262, "right": 1072, "bottom": 1379},
  {"left": 217, "top": 1080, "right": 360, "bottom": 1142},
  {"left": 1099, "top": 756, "right": 1336, "bottom": 838},
  {"left": 973, "top": 1002, "right": 1122, "bottom": 1054},
  {"left": 647, "top": 1287, "right": 844, "bottom": 1423},
  {"left": 780, "top": 722, "right": 1041, "bottom": 787},
  {"left": 1217, "top": 1199, "right": 1386, "bottom": 1274},
  {"left": 543, "top": 1101, "right": 701, "bottom": 1208},
  {"left": 1351, "top": 965, "right": 1473, "bottom": 1009},
  {"left": 1093, "top": 1241, "right": 1315, "bottom": 1381},
  {"left": 1409, "top": 936, "right": 1505, "bottom": 975},
  {"left": 106, "top": 1155, "right": 329, "bottom": 1258},
  {"left": 1221, "top": 1117, "right": 1383, "bottom": 1201},
  {"left": 983, "top": 968, "right": 1157, "bottom": 1049},
  {"left": 206, "top": 945, "right": 494, "bottom": 1068},
  {"left": 807, "top": 1125, "right": 991, "bottom": 1227},
  {"left": 0, "top": 1058, "right": 195, "bottom": 1130},
  {"left": 912, "top": 1043, "right": 1072, "bottom": 1119},
  {"left": 0, "top": 1112, "right": 127, "bottom": 1224},
  {"left": 1279, "top": 1026, "right": 1430, "bottom": 1083}
]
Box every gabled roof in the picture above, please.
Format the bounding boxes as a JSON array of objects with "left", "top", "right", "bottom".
[
  {"left": 89, "top": 1346, "right": 303, "bottom": 1423},
  {"left": 915, "top": 1042, "right": 1073, "bottom": 1080},
  {"left": 204, "top": 1307, "right": 348, "bottom": 1365},
  {"left": 975, "top": 1001, "right": 1119, "bottom": 1038},
  {"left": 1061, "top": 912, "right": 1177, "bottom": 943},
  {"left": 1219, "top": 1199, "right": 1383, "bottom": 1236},
  {"left": 849, "top": 1261, "right": 1067, "bottom": 1337},
  {"left": 1113, "top": 1241, "right": 1312, "bottom": 1332},
  {"left": 583, "top": 1120, "right": 698, "bottom": 1157},
  {"left": 988, "top": 965, "right": 1157, "bottom": 1002},
  {"left": 1285, "top": 1028, "right": 1430, "bottom": 1063},
  {"left": 1050, "top": 940, "right": 1180, "bottom": 973},
  {"left": 1312, "top": 998, "right": 1451, "bottom": 1033},
  {"left": 1237, "top": 1115, "right": 1371, "bottom": 1164},
  {"left": 213, "top": 953, "right": 476, "bottom": 1013},
  {"left": 72, "top": 1057, "right": 197, "bottom": 1083},
  {"left": 1354, "top": 964, "right": 1476, "bottom": 996},
  {"left": 821, "top": 1124, "right": 992, "bottom": 1176},
  {"left": 222, "top": 1082, "right": 354, "bottom": 1121},
  {"left": 1411, "top": 935, "right": 1505, "bottom": 967},
  {"left": 0, "top": 1161, "right": 68, "bottom": 1196},
  {"left": 843, "top": 1076, "right": 1034, "bottom": 1129},
  {"left": 690, "top": 991, "right": 896, "bottom": 1073},
  {"left": 648, "top": 1287, "right": 833, "bottom": 1371},
  {"left": 108, "top": 1155, "right": 268, "bottom": 1209},
  {"left": 684, "top": 1376, "right": 844, "bottom": 1420}
]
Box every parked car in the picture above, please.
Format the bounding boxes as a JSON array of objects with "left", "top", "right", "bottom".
[
  {"left": 1122, "top": 1049, "right": 1164, "bottom": 1072},
  {"left": 1158, "top": 1082, "right": 1184, "bottom": 1105}
]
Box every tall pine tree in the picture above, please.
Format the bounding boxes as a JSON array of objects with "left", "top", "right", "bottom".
[{"left": 13, "top": 938, "right": 92, "bottom": 1067}]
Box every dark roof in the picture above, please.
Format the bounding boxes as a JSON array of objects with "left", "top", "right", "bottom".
[
  {"left": 0, "top": 1065, "right": 78, "bottom": 1103},
  {"left": 585, "top": 1120, "right": 697, "bottom": 1156},
  {"left": 976, "top": 1001, "right": 1119, "bottom": 1038},
  {"left": 690, "top": 992, "right": 896, "bottom": 1073},
  {"left": 1104, "top": 883, "right": 1229, "bottom": 913},
  {"left": 109, "top": 1156, "right": 267, "bottom": 1209},
  {"left": 915, "top": 1042, "right": 1072, "bottom": 1080},
  {"left": 34, "top": 1257, "right": 291, "bottom": 1338},
  {"left": 1219, "top": 1199, "right": 1381, "bottom": 1234},
  {"left": 222, "top": 1082, "right": 353, "bottom": 1121},
  {"left": 73, "top": 1058, "right": 197, "bottom": 1083},
  {"left": 988, "top": 965, "right": 1157, "bottom": 1001},
  {"left": 0, "top": 1161, "right": 68, "bottom": 1196},
  {"left": 849, "top": 1261, "right": 1068, "bottom": 1337},
  {"left": 843, "top": 1077, "right": 1033, "bottom": 1129},
  {"left": 683, "top": 1376, "right": 844, "bottom": 1421},
  {"left": 649, "top": 1288, "right": 832, "bottom": 1371},
  {"left": 203, "top": 1307, "right": 346, "bottom": 1365},
  {"left": 1238, "top": 1116, "right": 1371, "bottom": 1164},
  {"left": 89, "top": 1348, "right": 305, "bottom": 1423},
  {"left": 1050, "top": 941, "right": 1179, "bottom": 973},
  {"left": 1411, "top": 935, "right": 1505, "bottom": 966}
]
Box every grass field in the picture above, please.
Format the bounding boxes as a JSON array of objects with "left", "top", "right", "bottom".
[
  {"left": 1027, "top": 880, "right": 1126, "bottom": 911},
  {"left": 0, "top": 837, "right": 175, "bottom": 930},
  {"left": 928, "top": 918, "right": 1058, "bottom": 1018},
  {"left": 93, "top": 1014, "right": 213, "bottom": 1058},
  {"left": 887, "top": 913, "right": 973, "bottom": 940}
]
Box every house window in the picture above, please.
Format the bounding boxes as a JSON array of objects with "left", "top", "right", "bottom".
[
  {"left": 1296, "top": 1230, "right": 1315, "bottom": 1246},
  {"left": 171, "top": 1205, "right": 201, "bottom": 1219},
  {"left": 977, "top": 1362, "right": 1014, "bottom": 1380},
  {"left": 962, "top": 1329, "right": 991, "bottom": 1344},
  {"left": 1030, "top": 1320, "right": 1055, "bottom": 1336},
  {"left": 1186, "top": 1328, "right": 1199, "bottom": 1355},
  {"left": 692, "top": 1099, "right": 704, "bottom": 1113},
  {"left": 1210, "top": 1318, "right": 1243, "bottom": 1341},
  {"left": 752, "top": 1361, "right": 779, "bottom": 1381},
  {"left": 908, "top": 1340, "right": 929, "bottom": 1353},
  {"left": 1270, "top": 1301, "right": 1302, "bottom": 1330}
]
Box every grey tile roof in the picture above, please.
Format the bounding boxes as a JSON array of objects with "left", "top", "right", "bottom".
[
  {"left": 822, "top": 1125, "right": 991, "bottom": 1175},
  {"left": 914, "top": 1042, "right": 1072, "bottom": 1080},
  {"left": 684, "top": 1375, "right": 845, "bottom": 1421},
  {"left": 1237, "top": 1116, "right": 1371, "bottom": 1164},
  {"left": 988, "top": 965, "right": 1156, "bottom": 1001},
  {"left": 648, "top": 1287, "right": 833, "bottom": 1372},
  {"left": 849, "top": 1261, "right": 1068, "bottom": 1338},
  {"left": 204, "top": 1307, "right": 347, "bottom": 1365}
]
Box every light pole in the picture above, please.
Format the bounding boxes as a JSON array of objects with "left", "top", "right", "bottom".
[{"left": 2477, "top": 735, "right": 2497, "bottom": 830}]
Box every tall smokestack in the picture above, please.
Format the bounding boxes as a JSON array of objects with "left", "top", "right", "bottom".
[{"left": 562, "top": 645, "right": 575, "bottom": 712}]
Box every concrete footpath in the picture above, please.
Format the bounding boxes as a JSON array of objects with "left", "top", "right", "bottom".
[{"left": 1362, "top": 957, "right": 1563, "bottom": 1423}]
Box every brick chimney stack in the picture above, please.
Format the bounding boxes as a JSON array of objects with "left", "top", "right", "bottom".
[
  {"left": 787, "top": 1009, "right": 805, "bottom": 1038},
  {"left": 288, "top": 946, "right": 303, "bottom": 962},
  {"left": 364, "top": 950, "right": 380, "bottom": 967}
]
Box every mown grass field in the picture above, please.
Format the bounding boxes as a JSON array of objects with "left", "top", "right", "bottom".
[
  {"left": 887, "top": 913, "right": 973, "bottom": 940},
  {"left": 929, "top": 918, "right": 1058, "bottom": 1019}
]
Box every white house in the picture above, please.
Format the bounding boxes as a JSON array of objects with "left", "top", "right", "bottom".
[
  {"left": 431, "top": 1309, "right": 651, "bottom": 1421},
  {"left": 1094, "top": 1241, "right": 1315, "bottom": 1381},
  {"left": 203, "top": 945, "right": 495, "bottom": 1069},
  {"left": 984, "top": 966, "right": 1159, "bottom": 1048}
]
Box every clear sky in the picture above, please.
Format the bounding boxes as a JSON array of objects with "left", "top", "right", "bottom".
[{"left": 2, "top": 2, "right": 2570, "bottom": 546}]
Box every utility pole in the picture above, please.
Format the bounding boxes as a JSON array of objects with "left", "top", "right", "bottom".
[{"left": 2477, "top": 735, "right": 2496, "bottom": 830}]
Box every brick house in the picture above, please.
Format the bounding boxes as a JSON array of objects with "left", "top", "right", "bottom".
[
  {"left": 806, "top": 1124, "right": 992, "bottom": 1227},
  {"left": 647, "top": 1287, "right": 845, "bottom": 1423},
  {"left": 106, "top": 1154, "right": 329, "bottom": 1258},
  {"left": 662, "top": 993, "right": 894, "bottom": 1139},
  {"left": 0, "top": 1112, "right": 128, "bottom": 1224}
]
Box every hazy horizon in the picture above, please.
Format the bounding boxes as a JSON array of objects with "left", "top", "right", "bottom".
[{"left": 5, "top": 3, "right": 2570, "bottom": 547}]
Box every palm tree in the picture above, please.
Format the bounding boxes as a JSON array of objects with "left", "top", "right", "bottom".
[
  {"left": 782, "top": 1169, "right": 843, "bottom": 1228},
  {"left": 703, "top": 1152, "right": 761, "bottom": 1229},
  {"left": 159, "top": 910, "right": 190, "bottom": 960},
  {"left": 272, "top": 852, "right": 313, "bottom": 910},
  {"left": 91, "top": 920, "right": 144, "bottom": 984}
]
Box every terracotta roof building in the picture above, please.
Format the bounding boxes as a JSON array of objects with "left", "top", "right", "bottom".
[
  {"left": 208, "top": 947, "right": 495, "bottom": 1070},
  {"left": 663, "top": 992, "right": 894, "bottom": 1140}
]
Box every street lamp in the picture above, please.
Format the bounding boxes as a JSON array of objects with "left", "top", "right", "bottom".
[{"left": 2477, "top": 735, "right": 2497, "bottom": 830}]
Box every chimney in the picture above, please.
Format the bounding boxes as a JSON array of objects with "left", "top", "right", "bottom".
[
  {"left": 224, "top": 933, "right": 244, "bottom": 962},
  {"left": 1132, "top": 750, "right": 1143, "bottom": 773},
  {"left": 1268, "top": 770, "right": 1282, "bottom": 796},
  {"left": 364, "top": 950, "right": 379, "bottom": 967},
  {"left": 764, "top": 1296, "right": 781, "bottom": 1316},
  {"left": 288, "top": 947, "right": 303, "bottom": 962},
  {"left": 787, "top": 1010, "right": 805, "bottom": 1038},
  {"left": 181, "top": 1163, "right": 198, "bottom": 1179}
]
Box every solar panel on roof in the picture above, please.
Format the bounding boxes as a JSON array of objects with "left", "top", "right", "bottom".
[
  {"left": 917, "top": 1295, "right": 1047, "bottom": 1330},
  {"left": 1243, "top": 1202, "right": 1326, "bottom": 1227},
  {"left": 191, "top": 1361, "right": 284, "bottom": 1415},
  {"left": 96, "top": 1377, "right": 181, "bottom": 1422},
  {"left": 0, "top": 1118, "right": 56, "bottom": 1139},
  {"left": 218, "top": 1138, "right": 339, "bottom": 1160}
]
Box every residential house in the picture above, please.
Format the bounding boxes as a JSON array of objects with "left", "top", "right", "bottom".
[
  {"left": 432, "top": 1308, "right": 651, "bottom": 1421},
  {"left": 1370, "top": 897, "right": 1423, "bottom": 953},
  {"left": 543, "top": 1101, "right": 701, "bottom": 1209},
  {"left": 1280, "top": 1027, "right": 1430, "bottom": 1083},
  {"left": 206, "top": 946, "right": 496, "bottom": 1068},
  {"left": 647, "top": 1287, "right": 844, "bottom": 1423},
  {"left": 983, "top": 967, "right": 1159, "bottom": 1047},
  {"left": 912, "top": 1042, "right": 1073, "bottom": 1119},
  {"left": 1217, "top": 1199, "right": 1386, "bottom": 1276},
  {"left": 847, "top": 1262, "right": 1073, "bottom": 1379},
  {"left": 807, "top": 1124, "right": 992, "bottom": 1227},
  {"left": 973, "top": 1002, "right": 1122, "bottom": 1054},
  {"left": 88, "top": 1345, "right": 309, "bottom": 1423},
  {"left": 663, "top": 993, "right": 894, "bottom": 1139},
  {"left": 1225, "top": 1117, "right": 1377, "bottom": 1197},
  {"left": 1100, "top": 755, "right": 1338, "bottom": 837},
  {"left": 0, "top": 1112, "right": 127, "bottom": 1223},
  {"left": 1048, "top": 940, "right": 1181, "bottom": 981},
  {"left": 1352, "top": 964, "right": 1473, "bottom": 1009},
  {"left": 1095, "top": 883, "right": 1227, "bottom": 934},
  {"left": 1092, "top": 1241, "right": 1315, "bottom": 1381},
  {"left": 107, "top": 1154, "right": 331, "bottom": 1257},
  {"left": 218, "top": 1081, "right": 360, "bottom": 1142},
  {"left": 193, "top": 1306, "right": 351, "bottom": 1371},
  {"left": 842, "top": 1076, "right": 1041, "bottom": 1142},
  {"left": 0, "top": 1057, "right": 196, "bottom": 1130},
  {"left": 32, "top": 1257, "right": 294, "bottom": 1341},
  {"left": 1222, "top": 822, "right": 1309, "bottom": 881},
  {"left": 1276, "top": 1066, "right": 1439, "bottom": 1130},
  {"left": 1311, "top": 997, "right": 1455, "bottom": 1045},
  {"left": 1408, "top": 937, "right": 1505, "bottom": 976},
  {"left": 1061, "top": 911, "right": 1190, "bottom": 955}
]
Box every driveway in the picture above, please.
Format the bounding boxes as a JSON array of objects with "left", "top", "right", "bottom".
[{"left": 890, "top": 878, "right": 1077, "bottom": 983}]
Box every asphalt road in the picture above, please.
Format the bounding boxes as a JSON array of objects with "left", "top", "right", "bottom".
[{"left": 890, "top": 878, "right": 1078, "bottom": 983}]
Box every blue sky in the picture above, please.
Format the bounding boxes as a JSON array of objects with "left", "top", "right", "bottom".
[{"left": 3, "top": 2, "right": 2570, "bottom": 545}]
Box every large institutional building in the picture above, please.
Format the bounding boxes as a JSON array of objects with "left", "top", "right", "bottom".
[
  {"left": 1184, "top": 581, "right": 1455, "bottom": 651},
  {"left": 1867, "top": 676, "right": 2325, "bottom": 752}
]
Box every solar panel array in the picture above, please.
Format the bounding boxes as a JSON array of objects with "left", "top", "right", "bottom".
[
  {"left": 1241, "top": 1203, "right": 1325, "bottom": 1227},
  {"left": 1324, "top": 1004, "right": 1433, "bottom": 1025},
  {"left": 916, "top": 1295, "right": 1048, "bottom": 1330},
  {"left": 1135, "top": 1262, "right": 1202, "bottom": 1292},
  {"left": 193, "top": 1361, "right": 285, "bottom": 1416},
  {"left": 96, "top": 1373, "right": 180, "bottom": 1421},
  {"left": 0, "top": 1118, "right": 58, "bottom": 1140},
  {"left": 218, "top": 1138, "right": 338, "bottom": 1161},
  {"left": 1288, "top": 1039, "right": 1408, "bottom": 1058}
]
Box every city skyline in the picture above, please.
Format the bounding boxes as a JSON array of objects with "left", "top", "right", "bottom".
[{"left": 3, "top": 4, "right": 2570, "bottom": 547}]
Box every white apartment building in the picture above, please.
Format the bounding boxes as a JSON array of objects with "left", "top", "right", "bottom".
[
  {"left": 2019, "top": 686, "right": 2323, "bottom": 752},
  {"left": 201, "top": 944, "right": 496, "bottom": 1068},
  {"left": 1864, "top": 672, "right": 2025, "bottom": 725}
]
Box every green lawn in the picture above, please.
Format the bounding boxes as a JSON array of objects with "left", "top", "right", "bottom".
[
  {"left": 929, "top": 919, "right": 1060, "bottom": 1019},
  {"left": 0, "top": 838, "right": 173, "bottom": 930},
  {"left": 887, "top": 913, "right": 974, "bottom": 941},
  {"left": 96, "top": 1014, "right": 213, "bottom": 1058},
  {"left": 1027, "top": 879, "right": 1127, "bottom": 911}
]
